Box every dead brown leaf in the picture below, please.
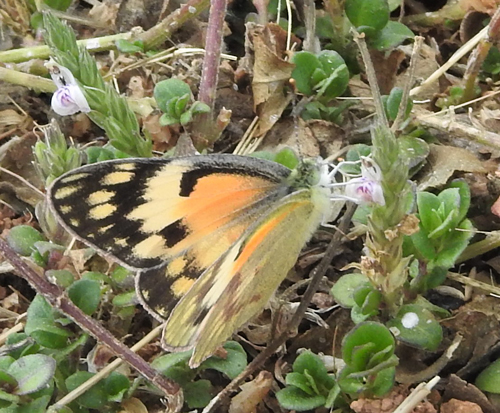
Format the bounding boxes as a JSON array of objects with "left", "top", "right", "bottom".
[
  {"left": 250, "top": 23, "right": 296, "bottom": 137},
  {"left": 228, "top": 370, "right": 273, "bottom": 413},
  {"left": 417, "top": 144, "right": 488, "bottom": 190}
]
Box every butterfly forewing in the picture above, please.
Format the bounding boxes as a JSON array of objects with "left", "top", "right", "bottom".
[{"left": 48, "top": 155, "right": 291, "bottom": 270}]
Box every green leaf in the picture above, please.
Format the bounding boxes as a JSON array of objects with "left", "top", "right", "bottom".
[
  {"left": 150, "top": 350, "right": 195, "bottom": 385},
  {"left": 448, "top": 180, "right": 471, "bottom": 223},
  {"left": 45, "top": 269, "right": 75, "bottom": 288},
  {"left": 180, "top": 110, "right": 193, "bottom": 126},
  {"left": 45, "top": 0, "right": 72, "bottom": 11},
  {"left": 417, "top": 192, "right": 442, "bottom": 233},
  {"left": 200, "top": 341, "right": 247, "bottom": 379},
  {"left": 349, "top": 342, "right": 377, "bottom": 372},
  {"left": 154, "top": 79, "right": 192, "bottom": 113},
  {"left": 184, "top": 380, "right": 214, "bottom": 409},
  {"left": 115, "top": 39, "right": 144, "bottom": 53},
  {"left": 291, "top": 52, "right": 321, "bottom": 96},
  {"left": 66, "top": 371, "right": 107, "bottom": 409},
  {"left": 483, "top": 46, "right": 500, "bottom": 75},
  {"left": 292, "top": 351, "right": 335, "bottom": 389},
  {"left": 8, "top": 354, "right": 56, "bottom": 395},
  {"left": 384, "top": 87, "right": 414, "bottom": 121},
  {"left": 190, "top": 101, "right": 211, "bottom": 115},
  {"left": 174, "top": 94, "right": 190, "bottom": 118},
  {"left": 345, "top": 0, "right": 389, "bottom": 33},
  {"left": 398, "top": 136, "right": 429, "bottom": 170},
  {"left": 159, "top": 113, "right": 180, "bottom": 126},
  {"left": 0, "top": 356, "right": 15, "bottom": 372},
  {"left": 387, "top": 304, "right": 443, "bottom": 351},
  {"left": 434, "top": 219, "right": 474, "bottom": 269},
  {"left": 342, "top": 322, "right": 395, "bottom": 367},
  {"left": 337, "top": 366, "right": 365, "bottom": 395},
  {"left": 437, "top": 188, "right": 461, "bottom": 222},
  {"left": 104, "top": 372, "right": 129, "bottom": 402},
  {"left": 331, "top": 273, "right": 370, "bottom": 308},
  {"left": 409, "top": 225, "right": 436, "bottom": 261},
  {"left": 476, "top": 358, "right": 500, "bottom": 393},
  {"left": 351, "top": 304, "right": 373, "bottom": 324},
  {"left": 0, "top": 370, "right": 17, "bottom": 388},
  {"left": 369, "top": 21, "right": 414, "bottom": 51},
  {"left": 286, "top": 372, "right": 315, "bottom": 395},
  {"left": 316, "top": 51, "right": 349, "bottom": 99},
  {"left": 276, "top": 386, "right": 326, "bottom": 411},
  {"left": 274, "top": 147, "right": 300, "bottom": 169},
  {"left": 6, "top": 226, "right": 45, "bottom": 256},
  {"left": 67, "top": 279, "right": 101, "bottom": 315},
  {"left": 370, "top": 366, "right": 396, "bottom": 396},
  {"left": 25, "top": 295, "right": 71, "bottom": 349}
]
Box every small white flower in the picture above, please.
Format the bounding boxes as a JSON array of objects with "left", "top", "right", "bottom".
[
  {"left": 45, "top": 59, "right": 91, "bottom": 116},
  {"left": 344, "top": 157, "right": 386, "bottom": 206}
]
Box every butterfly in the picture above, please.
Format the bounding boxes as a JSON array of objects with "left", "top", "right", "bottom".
[{"left": 47, "top": 153, "right": 376, "bottom": 367}]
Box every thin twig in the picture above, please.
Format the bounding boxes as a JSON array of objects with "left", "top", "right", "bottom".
[
  {"left": 202, "top": 204, "right": 356, "bottom": 413},
  {"left": 393, "top": 376, "right": 441, "bottom": 413},
  {"left": 410, "top": 25, "right": 489, "bottom": 97},
  {"left": 352, "top": 31, "right": 389, "bottom": 128},
  {"left": 0, "top": 166, "right": 45, "bottom": 198},
  {"left": 0, "top": 238, "right": 184, "bottom": 412}
]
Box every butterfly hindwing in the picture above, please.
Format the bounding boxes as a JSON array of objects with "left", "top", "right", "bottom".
[{"left": 162, "top": 185, "right": 331, "bottom": 367}]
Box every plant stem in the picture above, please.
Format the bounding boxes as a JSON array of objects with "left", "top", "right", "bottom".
[
  {"left": 0, "top": 33, "right": 132, "bottom": 63},
  {"left": 139, "top": 0, "right": 210, "bottom": 50},
  {"left": 0, "top": 67, "right": 55, "bottom": 92},
  {"left": 198, "top": 0, "right": 227, "bottom": 110},
  {"left": 354, "top": 31, "right": 410, "bottom": 314}
]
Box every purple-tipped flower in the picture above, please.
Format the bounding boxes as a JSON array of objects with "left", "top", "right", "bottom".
[
  {"left": 344, "top": 157, "right": 385, "bottom": 206},
  {"left": 45, "top": 60, "right": 91, "bottom": 116}
]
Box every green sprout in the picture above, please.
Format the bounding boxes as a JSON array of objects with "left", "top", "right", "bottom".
[
  {"left": 154, "top": 78, "right": 210, "bottom": 126},
  {"left": 276, "top": 322, "right": 398, "bottom": 411}
]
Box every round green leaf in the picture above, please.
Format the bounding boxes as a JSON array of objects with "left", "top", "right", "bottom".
[
  {"left": 342, "top": 322, "right": 395, "bottom": 366},
  {"left": 67, "top": 279, "right": 101, "bottom": 315},
  {"left": 387, "top": 304, "right": 443, "bottom": 351},
  {"left": 345, "top": 0, "right": 389, "bottom": 33},
  {"left": 331, "top": 273, "right": 370, "bottom": 308},
  {"left": 6, "top": 225, "right": 45, "bottom": 256},
  {"left": 8, "top": 354, "right": 55, "bottom": 395},
  {"left": 200, "top": 341, "right": 247, "bottom": 379}
]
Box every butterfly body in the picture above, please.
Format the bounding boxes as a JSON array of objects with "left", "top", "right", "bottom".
[{"left": 47, "top": 154, "right": 332, "bottom": 366}]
